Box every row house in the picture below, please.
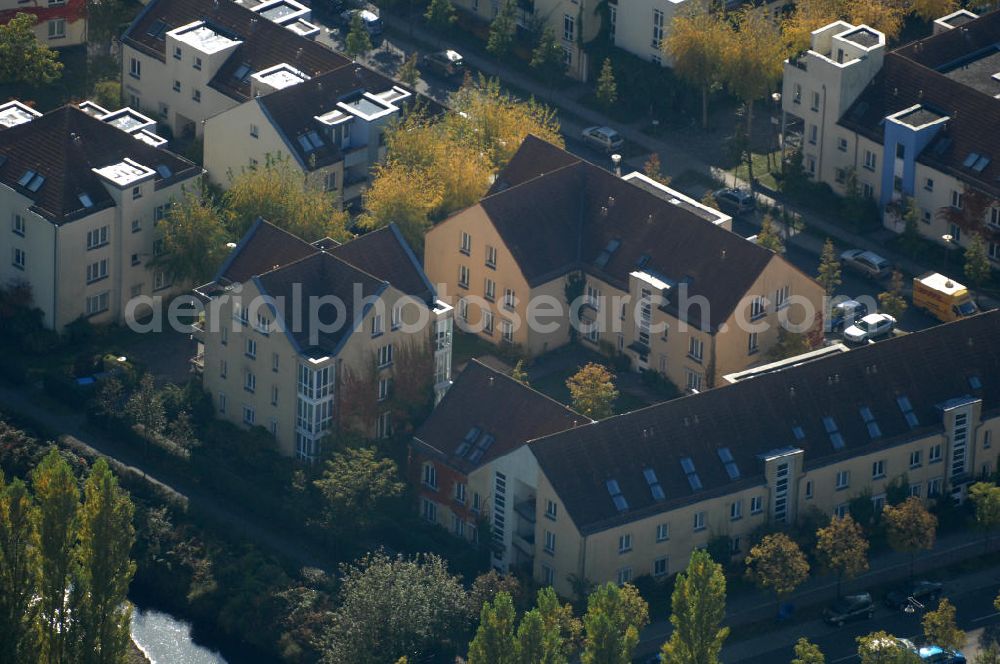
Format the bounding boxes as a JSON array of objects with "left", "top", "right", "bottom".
[
  {"left": 424, "top": 136, "right": 825, "bottom": 391},
  {"left": 0, "top": 0, "right": 86, "bottom": 48},
  {"left": 194, "top": 219, "right": 453, "bottom": 461},
  {"left": 0, "top": 100, "right": 201, "bottom": 329},
  {"left": 412, "top": 310, "right": 1000, "bottom": 597},
  {"left": 782, "top": 10, "right": 1000, "bottom": 266}
]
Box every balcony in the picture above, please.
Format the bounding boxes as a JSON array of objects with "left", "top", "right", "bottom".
[
  {"left": 514, "top": 498, "right": 536, "bottom": 524},
  {"left": 189, "top": 353, "right": 204, "bottom": 374},
  {"left": 190, "top": 318, "right": 205, "bottom": 343},
  {"left": 344, "top": 144, "right": 368, "bottom": 169},
  {"left": 343, "top": 174, "right": 367, "bottom": 203}
]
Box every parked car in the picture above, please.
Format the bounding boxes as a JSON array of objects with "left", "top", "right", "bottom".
[
  {"left": 581, "top": 126, "right": 624, "bottom": 153},
  {"left": 884, "top": 580, "right": 943, "bottom": 611},
  {"left": 916, "top": 645, "right": 966, "bottom": 663},
  {"left": 712, "top": 187, "right": 756, "bottom": 215},
  {"left": 843, "top": 313, "right": 896, "bottom": 343},
  {"left": 840, "top": 249, "right": 891, "bottom": 279},
  {"left": 340, "top": 8, "right": 382, "bottom": 36},
  {"left": 823, "top": 592, "right": 874, "bottom": 627},
  {"left": 422, "top": 49, "right": 465, "bottom": 79},
  {"left": 830, "top": 299, "right": 869, "bottom": 331}
]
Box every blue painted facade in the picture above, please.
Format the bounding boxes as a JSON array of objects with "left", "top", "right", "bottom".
[{"left": 878, "top": 112, "right": 946, "bottom": 208}]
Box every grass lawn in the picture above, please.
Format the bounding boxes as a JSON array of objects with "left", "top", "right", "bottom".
[
  {"left": 529, "top": 362, "right": 651, "bottom": 416},
  {"left": 726, "top": 150, "right": 782, "bottom": 191}
]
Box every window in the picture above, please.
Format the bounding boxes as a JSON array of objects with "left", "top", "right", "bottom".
[
  {"left": 793, "top": 83, "right": 802, "bottom": 104},
  {"left": 656, "top": 523, "right": 669, "bottom": 542},
  {"left": 271, "top": 353, "right": 279, "bottom": 372},
  {"left": 129, "top": 58, "right": 141, "bottom": 78},
  {"left": 808, "top": 124, "right": 818, "bottom": 145},
  {"left": 910, "top": 484, "right": 922, "bottom": 498},
  {"left": 688, "top": 337, "right": 704, "bottom": 362},
  {"left": 172, "top": 80, "right": 181, "bottom": 92},
  {"left": 928, "top": 478, "right": 943, "bottom": 497},
  {"left": 193, "top": 56, "right": 202, "bottom": 70},
  {"left": 422, "top": 462, "right": 437, "bottom": 489},
  {"left": 950, "top": 224, "right": 961, "bottom": 244},
  {"left": 990, "top": 208, "right": 1000, "bottom": 229},
  {"left": 617, "top": 567, "right": 632, "bottom": 585},
  {"left": 608, "top": 5, "right": 616, "bottom": 41},
  {"left": 377, "top": 344, "right": 393, "bottom": 368},
  {"left": 872, "top": 494, "right": 886, "bottom": 512},
  {"left": 86, "top": 259, "right": 108, "bottom": 283},
  {"left": 270, "top": 385, "right": 278, "bottom": 406},
  {"left": 324, "top": 172, "right": 337, "bottom": 192},
  {"left": 542, "top": 564, "right": 555, "bottom": 586},
  {"left": 563, "top": 14, "right": 574, "bottom": 42},
  {"left": 129, "top": 218, "right": 142, "bottom": 234},
  {"left": 12, "top": 248, "right": 26, "bottom": 270},
  {"left": 545, "top": 499, "right": 557, "bottom": 520},
  {"left": 836, "top": 470, "right": 850, "bottom": 490},
  {"left": 131, "top": 254, "right": 140, "bottom": 267},
  {"left": 835, "top": 503, "right": 849, "bottom": 518},
  {"left": 835, "top": 168, "right": 847, "bottom": 184},
  {"left": 458, "top": 265, "right": 470, "bottom": 289},
  {"left": 153, "top": 270, "right": 171, "bottom": 291},
  {"left": 503, "top": 288, "right": 515, "bottom": 310},
  {"left": 484, "top": 278, "right": 496, "bottom": 302},
  {"left": 86, "top": 291, "right": 109, "bottom": 315},
  {"left": 748, "top": 332, "right": 759, "bottom": 355},
  {"left": 483, "top": 311, "right": 494, "bottom": 335},
  {"left": 173, "top": 46, "right": 182, "bottom": 59},
  {"left": 131, "top": 186, "right": 142, "bottom": 200},
  {"left": 47, "top": 19, "right": 65, "bottom": 39},
  {"left": 651, "top": 9, "right": 663, "bottom": 48},
  {"left": 377, "top": 377, "right": 390, "bottom": 401},
  {"left": 862, "top": 182, "right": 874, "bottom": 198},
  {"left": 219, "top": 360, "right": 228, "bottom": 379},
  {"left": 458, "top": 298, "right": 469, "bottom": 322},
  {"left": 693, "top": 511, "right": 706, "bottom": 531},
  {"left": 485, "top": 244, "right": 497, "bottom": 268},
  {"left": 774, "top": 285, "right": 790, "bottom": 310},
  {"left": 501, "top": 319, "right": 513, "bottom": 343},
  {"left": 750, "top": 496, "right": 763, "bottom": 514},
  {"left": 952, "top": 190, "right": 964, "bottom": 210},
  {"left": 371, "top": 314, "right": 384, "bottom": 337},
  {"left": 218, "top": 393, "right": 227, "bottom": 414},
  {"left": 811, "top": 91, "right": 820, "bottom": 111},
  {"left": 11, "top": 214, "right": 25, "bottom": 236},
  {"left": 991, "top": 241, "right": 1000, "bottom": 261},
  {"left": 391, "top": 303, "right": 402, "bottom": 331},
  {"left": 618, "top": 533, "right": 632, "bottom": 553},
  {"left": 452, "top": 514, "right": 465, "bottom": 537},
  {"left": 929, "top": 443, "right": 942, "bottom": 463},
  {"left": 192, "top": 89, "right": 201, "bottom": 103},
  {"left": 910, "top": 450, "right": 922, "bottom": 468},
  {"left": 86, "top": 226, "right": 109, "bottom": 249},
  {"left": 544, "top": 530, "right": 556, "bottom": 554},
  {"left": 925, "top": 178, "right": 934, "bottom": 192},
  {"left": 244, "top": 371, "right": 256, "bottom": 393},
  {"left": 422, "top": 498, "right": 437, "bottom": 522},
  {"left": 863, "top": 150, "right": 876, "bottom": 171},
  {"left": 455, "top": 482, "right": 467, "bottom": 504},
  {"left": 472, "top": 492, "right": 481, "bottom": 513},
  {"left": 245, "top": 337, "right": 256, "bottom": 359},
  {"left": 686, "top": 370, "right": 702, "bottom": 392},
  {"left": 460, "top": 232, "right": 471, "bottom": 255},
  {"left": 805, "top": 481, "right": 814, "bottom": 499},
  {"left": 985, "top": 431, "right": 992, "bottom": 450},
  {"left": 730, "top": 500, "right": 742, "bottom": 520},
  {"left": 837, "top": 137, "right": 848, "bottom": 152},
  {"left": 653, "top": 557, "right": 668, "bottom": 577}
]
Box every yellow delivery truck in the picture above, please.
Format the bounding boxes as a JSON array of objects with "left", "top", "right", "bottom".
[{"left": 912, "top": 272, "right": 979, "bottom": 322}]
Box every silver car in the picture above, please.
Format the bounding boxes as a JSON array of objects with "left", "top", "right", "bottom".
[
  {"left": 581, "top": 126, "right": 623, "bottom": 153},
  {"left": 712, "top": 188, "right": 755, "bottom": 215},
  {"left": 840, "top": 249, "right": 891, "bottom": 279}
]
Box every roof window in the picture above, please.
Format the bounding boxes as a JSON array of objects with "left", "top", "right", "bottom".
[
  {"left": 643, "top": 468, "right": 665, "bottom": 501},
  {"left": 606, "top": 479, "right": 628, "bottom": 512}
]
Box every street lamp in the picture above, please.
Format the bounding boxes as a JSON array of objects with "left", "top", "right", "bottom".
[
  {"left": 902, "top": 596, "right": 925, "bottom": 614},
  {"left": 942, "top": 234, "right": 953, "bottom": 275}
]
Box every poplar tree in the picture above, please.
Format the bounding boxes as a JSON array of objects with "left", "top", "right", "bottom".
[
  {"left": 0, "top": 472, "right": 38, "bottom": 662},
  {"left": 661, "top": 549, "right": 729, "bottom": 664}
]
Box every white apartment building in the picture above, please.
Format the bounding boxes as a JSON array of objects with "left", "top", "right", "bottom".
[
  {"left": 782, "top": 10, "right": 1000, "bottom": 265},
  {"left": 0, "top": 100, "right": 201, "bottom": 329},
  {"left": 0, "top": 0, "right": 87, "bottom": 48}
]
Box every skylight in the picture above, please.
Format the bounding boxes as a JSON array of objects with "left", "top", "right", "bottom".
[
  {"left": 296, "top": 130, "right": 324, "bottom": 153},
  {"left": 594, "top": 239, "right": 621, "bottom": 269},
  {"left": 156, "top": 164, "right": 173, "bottom": 178},
  {"left": 717, "top": 447, "right": 741, "bottom": 480},
  {"left": 963, "top": 152, "right": 980, "bottom": 168},
  {"left": 822, "top": 416, "right": 845, "bottom": 450},
  {"left": 792, "top": 426, "right": 805, "bottom": 441},
  {"left": 969, "top": 375, "right": 982, "bottom": 389},
  {"left": 78, "top": 193, "right": 93, "bottom": 208},
  {"left": 468, "top": 433, "right": 495, "bottom": 463},
  {"left": 680, "top": 457, "right": 702, "bottom": 491},
  {"left": 233, "top": 63, "right": 252, "bottom": 81},
  {"left": 896, "top": 395, "right": 919, "bottom": 428},
  {"left": 454, "top": 426, "right": 480, "bottom": 457},
  {"left": 147, "top": 19, "right": 168, "bottom": 39},
  {"left": 606, "top": 479, "right": 628, "bottom": 512},
  {"left": 643, "top": 468, "right": 665, "bottom": 501},
  {"left": 18, "top": 170, "right": 35, "bottom": 187},
  {"left": 973, "top": 156, "right": 991, "bottom": 172},
  {"left": 25, "top": 174, "right": 45, "bottom": 192},
  {"left": 859, "top": 406, "right": 882, "bottom": 439}
]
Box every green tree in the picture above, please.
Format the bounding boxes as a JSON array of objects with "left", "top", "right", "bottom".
[
  {"left": 424, "top": 0, "right": 457, "bottom": 33},
  {"left": 487, "top": 0, "right": 516, "bottom": 59},
  {"left": 312, "top": 447, "right": 405, "bottom": 533},
  {"left": 964, "top": 233, "right": 992, "bottom": 291},
  {"left": 663, "top": 6, "right": 728, "bottom": 130},
  {"left": 0, "top": 13, "right": 63, "bottom": 85},
  {"left": 700, "top": 190, "right": 719, "bottom": 210},
  {"left": 596, "top": 58, "right": 618, "bottom": 109},
  {"left": 75, "top": 459, "right": 136, "bottom": 664},
  {"left": 898, "top": 197, "right": 923, "bottom": 258},
  {"left": 969, "top": 482, "right": 1000, "bottom": 550},
  {"left": 817, "top": 238, "right": 842, "bottom": 296},
  {"left": 756, "top": 214, "right": 784, "bottom": 253},
  {"left": 857, "top": 632, "right": 920, "bottom": 664},
  {"left": 511, "top": 360, "right": 529, "bottom": 386},
  {"left": 566, "top": 363, "right": 618, "bottom": 420},
  {"left": 0, "top": 472, "right": 37, "bottom": 662},
  {"left": 468, "top": 591, "right": 517, "bottom": 664},
  {"left": 886, "top": 474, "right": 911, "bottom": 507},
  {"left": 345, "top": 12, "right": 373, "bottom": 59},
  {"left": 883, "top": 496, "right": 937, "bottom": 579},
  {"left": 878, "top": 269, "right": 908, "bottom": 321},
  {"left": 533, "top": 586, "right": 581, "bottom": 661},
  {"left": 153, "top": 190, "right": 232, "bottom": 284},
  {"left": 661, "top": 549, "right": 729, "bottom": 664},
  {"left": 531, "top": 27, "right": 566, "bottom": 93},
  {"left": 398, "top": 52, "right": 420, "bottom": 88},
  {"left": 745, "top": 532, "right": 810, "bottom": 605},
  {"left": 792, "top": 637, "right": 825, "bottom": 664},
  {"left": 815, "top": 514, "right": 869, "bottom": 597},
  {"left": 125, "top": 374, "right": 166, "bottom": 438},
  {"left": 581, "top": 583, "right": 649, "bottom": 664},
  {"left": 978, "top": 642, "right": 1000, "bottom": 664},
  {"left": 922, "top": 598, "right": 964, "bottom": 651},
  {"left": 32, "top": 449, "right": 80, "bottom": 664},
  {"left": 86, "top": 0, "right": 133, "bottom": 53},
  {"left": 91, "top": 80, "right": 121, "bottom": 111}
]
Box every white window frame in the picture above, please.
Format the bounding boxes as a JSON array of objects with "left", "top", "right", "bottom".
[
  {"left": 618, "top": 533, "right": 632, "bottom": 553},
  {"left": 656, "top": 523, "right": 669, "bottom": 542}
]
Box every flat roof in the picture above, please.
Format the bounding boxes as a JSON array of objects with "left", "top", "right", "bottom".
[
  {"left": 939, "top": 47, "right": 1000, "bottom": 97},
  {"left": 252, "top": 63, "right": 310, "bottom": 89},
  {"left": 76, "top": 101, "right": 110, "bottom": 118},
  {"left": 100, "top": 107, "right": 156, "bottom": 134},
  {"left": 286, "top": 19, "right": 320, "bottom": 36},
  {"left": 841, "top": 27, "right": 881, "bottom": 48},
  {"left": 338, "top": 92, "right": 396, "bottom": 121},
  {"left": 892, "top": 104, "right": 948, "bottom": 129},
  {"left": 169, "top": 21, "right": 241, "bottom": 54},
  {"left": 0, "top": 101, "right": 41, "bottom": 129},
  {"left": 92, "top": 157, "right": 157, "bottom": 187},
  {"left": 134, "top": 129, "right": 168, "bottom": 147}
]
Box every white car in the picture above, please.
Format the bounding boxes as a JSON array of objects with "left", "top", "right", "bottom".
[
  {"left": 844, "top": 313, "right": 896, "bottom": 343},
  {"left": 581, "top": 126, "right": 623, "bottom": 153}
]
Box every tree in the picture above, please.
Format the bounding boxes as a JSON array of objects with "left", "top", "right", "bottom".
[
  {"left": 92, "top": 80, "right": 121, "bottom": 111},
  {"left": 643, "top": 153, "right": 670, "bottom": 186},
  {"left": 664, "top": 6, "right": 728, "bottom": 130},
  {"left": 398, "top": 52, "right": 420, "bottom": 88},
  {"left": 358, "top": 164, "right": 443, "bottom": 253},
  {"left": 756, "top": 214, "right": 784, "bottom": 253},
  {"left": 700, "top": 190, "right": 720, "bottom": 211},
  {"left": 125, "top": 374, "right": 166, "bottom": 438},
  {"left": 969, "top": 482, "right": 1000, "bottom": 550},
  {"left": 153, "top": 190, "right": 232, "bottom": 284},
  {"left": 32, "top": 449, "right": 80, "bottom": 664},
  {"left": 345, "top": 12, "right": 373, "bottom": 59},
  {"left": 883, "top": 496, "right": 937, "bottom": 579},
  {"left": 321, "top": 551, "right": 469, "bottom": 663},
  {"left": 857, "top": 631, "right": 921, "bottom": 664},
  {"left": 531, "top": 27, "right": 567, "bottom": 93},
  {"left": 581, "top": 583, "right": 649, "bottom": 664},
  {"left": 792, "top": 637, "right": 825, "bottom": 664},
  {"left": 223, "top": 156, "right": 350, "bottom": 241},
  {"left": 510, "top": 360, "right": 529, "bottom": 386},
  {"left": 596, "top": 58, "right": 618, "bottom": 109},
  {"left": 566, "top": 363, "right": 618, "bottom": 420},
  {"left": 661, "top": 549, "right": 729, "bottom": 664},
  {"left": 977, "top": 643, "right": 1000, "bottom": 664},
  {"left": 922, "top": 598, "right": 964, "bottom": 651},
  {"left": 469, "top": 570, "right": 524, "bottom": 616},
  {"left": 817, "top": 238, "right": 842, "bottom": 296},
  {"left": 86, "top": 0, "right": 133, "bottom": 53},
  {"left": 781, "top": 0, "right": 841, "bottom": 56},
  {"left": 767, "top": 328, "right": 811, "bottom": 361},
  {"left": 74, "top": 459, "right": 136, "bottom": 664},
  {"left": 878, "top": 269, "right": 908, "bottom": 322},
  {"left": 744, "top": 533, "right": 810, "bottom": 604},
  {"left": 0, "top": 472, "right": 37, "bottom": 663},
  {"left": 487, "top": 0, "right": 516, "bottom": 60},
  {"left": 815, "top": 514, "right": 869, "bottom": 597},
  {"left": 468, "top": 591, "right": 517, "bottom": 664},
  {"left": 531, "top": 586, "right": 581, "bottom": 661},
  {"left": 424, "top": 0, "right": 457, "bottom": 33},
  {"left": 0, "top": 14, "right": 63, "bottom": 85},
  {"left": 312, "top": 447, "right": 405, "bottom": 533},
  {"left": 848, "top": 0, "right": 905, "bottom": 40},
  {"left": 964, "top": 234, "right": 992, "bottom": 291}
]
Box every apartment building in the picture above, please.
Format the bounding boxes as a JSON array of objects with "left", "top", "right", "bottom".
[
  {"left": 203, "top": 65, "right": 422, "bottom": 209},
  {"left": 409, "top": 359, "right": 584, "bottom": 545},
  {"left": 0, "top": 100, "right": 201, "bottom": 329},
  {"left": 194, "top": 219, "right": 453, "bottom": 461},
  {"left": 413, "top": 311, "right": 1000, "bottom": 597},
  {"left": 0, "top": 0, "right": 87, "bottom": 48},
  {"left": 782, "top": 10, "right": 1000, "bottom": 265},
  {"left": 121, "top": 0, "right": 352, "bottom": 138},
  {"left": 424, "top": 136, "right": 825, "bottom": 391}
]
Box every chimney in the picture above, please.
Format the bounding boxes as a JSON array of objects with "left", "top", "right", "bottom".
[
  {"left": 611, "top": 153, "right": 621, "bottom": 176},
  {"left": 488, "top": 376, "right": 495, "bottom": 386}
]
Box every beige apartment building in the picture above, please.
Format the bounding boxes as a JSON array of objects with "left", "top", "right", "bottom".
[
  {"left": 0, "top": 100, "right": 201, "bottom": 330},
  {"left": 782, "top": 10, "right": 1000, "bottom": 266},
  {"left": 412, "top": 311, "right": 1000, "bottom": 597},
  {"left": 0, "top": 0, "right": 87, "bottom": 48},
  {"left": 194, "top": 219, "right": 453, "bottom": 461},
  {"left": 425, "top": 136, "right": 825, "bottom": 391}
]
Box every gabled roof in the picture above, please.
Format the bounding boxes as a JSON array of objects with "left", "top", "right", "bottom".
[
  {"left": 327, "top": 225, "right": 436, "bottom": 303},
  {"left": 0, "top": 105, "right": 198, "bottom": 224},
  {"left": 214, "top": 217, "right": 315, "bottom": 284},
  {"left": 413, "top": 359, "right": 584, "bottom": 473},
  {"left": 473, "top": 137, "right": 779, "bottom": 329},
  {"left": 529, "top": 310, "right": 1000, "bottom": 534},
  {"left": 123, "top": 0, "right": 350, "bottom": 102}
]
